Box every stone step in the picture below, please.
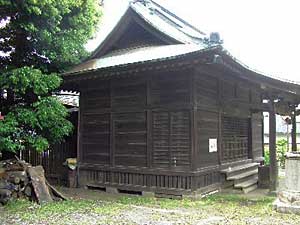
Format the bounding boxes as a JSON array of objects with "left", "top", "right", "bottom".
[
  {"left": 234, "top": 174, "right": 258, "bottom": 186},
  {"left": 221, "top": 180, "right": 234, "bottom": 189},
  {"left": 242, "top": 183, "right": 258, "bottom": 194},
  {"left": 220, "top": 163, "right": 259, "bottom": 177},
  {"left": 227, "top": 169, "right": 258, "bottom": 181},
  {"left": 234, "top": 178, "right": 258, "bottom": 189}
]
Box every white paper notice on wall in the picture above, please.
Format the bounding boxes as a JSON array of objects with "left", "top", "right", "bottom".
[{"left": 209, "top": 138, "right": 218, "bottom": 153}]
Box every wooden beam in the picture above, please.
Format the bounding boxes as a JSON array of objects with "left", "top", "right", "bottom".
[
  {"left": 190, "top": 72, "right": 197, "bottom": 171},
  {"left": 292, "top": 109, "right": 297, "bottom": 152},
  {"left": 269, "top": 101, "right": 278, "bottom": 191}
]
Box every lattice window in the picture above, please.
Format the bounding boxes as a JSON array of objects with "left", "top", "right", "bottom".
[{"left": 222, "top": 116, "right": 249, "bottom": 162}]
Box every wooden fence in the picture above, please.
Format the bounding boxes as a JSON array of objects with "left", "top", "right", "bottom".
[
  {"left": 20, "top": 137, "right": 77, "bottom": 185},
  {"left": 20, "top": 111, "right": 78, "bottom": 185}
]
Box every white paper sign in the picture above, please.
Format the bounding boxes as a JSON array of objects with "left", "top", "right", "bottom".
[{"left": 209, "top": 138, "right": 218, "bottom": 153}]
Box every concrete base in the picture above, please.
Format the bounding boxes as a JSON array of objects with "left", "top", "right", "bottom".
[
  {"left": 274, "top": 152, "right": 300, "bottom": 214},
  {"left": 274, "top": 186, "right": 300, "bottom": 214},
  {"left": 274, "top": 198, "right": 300, "bottom": 215}
]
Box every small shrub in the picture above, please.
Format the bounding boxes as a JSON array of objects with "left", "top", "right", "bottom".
[
  {"left": 264, "top": 147, "right": 270, "bottom": 165},
  {"left": 264, "top": 139, "right": 288, "bottom": 168},
  {"left": 277, "top": 139, "right": 288, "bottom": 168}
]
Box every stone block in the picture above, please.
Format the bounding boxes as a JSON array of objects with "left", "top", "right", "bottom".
[{"left": 106, "top": 187, "right": 119, "bottom": 194}]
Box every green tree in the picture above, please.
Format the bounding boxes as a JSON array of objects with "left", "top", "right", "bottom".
[{"left": 0, "top": 0, "right": 101, "bottom": 152}]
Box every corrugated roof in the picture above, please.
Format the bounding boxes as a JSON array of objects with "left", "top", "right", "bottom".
[{"left": 66, "top": 44, "right": 211, "bottom": 75}]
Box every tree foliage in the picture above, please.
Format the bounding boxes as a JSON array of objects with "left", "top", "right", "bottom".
[{"left": 0, "top": 0, "right": 101, "bottom": 152}]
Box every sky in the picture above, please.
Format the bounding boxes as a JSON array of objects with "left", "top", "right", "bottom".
[{"left": 86, "top": 0, "right": 300, "bottom": 82}]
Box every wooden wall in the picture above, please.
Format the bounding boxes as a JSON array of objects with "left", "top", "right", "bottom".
[
  {"left": 152, "top": 111, "right": 191, "bottom": 168},
  {"left": 251, "top": 112, "right": 264, "bottom": 161},
  {"left": 193, "top": 66, "right": 263, "bottom": 169},
  {"left": 80, "top": 81, "right": 111, "bottom": 165},
  {"left": 77, "top": 65, "right": 264, "bottom": 193},
  {"left": 79, "top": 70, "right": 193, "bottom": 171}
]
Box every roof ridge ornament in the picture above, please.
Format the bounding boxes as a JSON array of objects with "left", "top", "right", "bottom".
[{"left": 203, "top": 32, "right": 223, "bottom": 45}]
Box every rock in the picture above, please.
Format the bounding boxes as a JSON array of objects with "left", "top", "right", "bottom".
[
  {"left": 0, "top": 189, "right": 12, "bottom": 205},
  {"left": 27, "top": 166, "right": 53, "bottom": 204}
]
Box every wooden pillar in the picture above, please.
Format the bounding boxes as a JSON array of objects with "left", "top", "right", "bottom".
[
  {"left": 269, "top": 101, "right": 278, "bottom": 191},
  {"left": 291, "top": 109, "right": 297, "bottom": 152}
]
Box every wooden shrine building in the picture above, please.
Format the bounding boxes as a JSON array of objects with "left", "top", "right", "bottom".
[{"left": 63, "top": 0, "right": 300, "bottom": 196}]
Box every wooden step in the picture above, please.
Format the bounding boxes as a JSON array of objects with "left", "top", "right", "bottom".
[
  {"left": 234, "top": 178, "right": 258, "bottom": 189},
  {"left": 227, "top": 169, "right": 258, "bottom": 181},
  {"left": 220, "top": 163, "right": 259, "bottom": 176}
]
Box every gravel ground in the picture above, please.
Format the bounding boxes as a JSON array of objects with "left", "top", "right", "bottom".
[{"left": 0, "top": 186, "right": 300, "bottom": 225}]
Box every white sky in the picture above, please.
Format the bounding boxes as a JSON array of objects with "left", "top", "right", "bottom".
[{"left": 86, "top": 0, "right": 300, "bottom": 82}]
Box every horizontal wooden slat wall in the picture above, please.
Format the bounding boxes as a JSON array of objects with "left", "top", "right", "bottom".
[
  {"left": 77, "top": 64, "right": 267, "bottom": 195},
  {"left": 78, "top": 70, "right": 197, "bottom": 193},
  {"left": 80, "top": 83, "right": 111, "bottom": 165},
  {"left": 113, "top": 112, "right": 147, "bottom": 167},
  {"left": 151, "top": 72, "right": 190, "bottom": 106},
  {"left": 195, "top": 73, "right": 218, "bottom": 111},
  {"left": 74, "top": 61, "right": 267, "bottom": 194}
]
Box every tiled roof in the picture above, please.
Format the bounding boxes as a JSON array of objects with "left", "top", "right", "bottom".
[
  {"left": 63, "top": 0, "right": 300, "bottom": 97},
  {"left": 55, "top": 92, "right": 79, "bottom": 107},
  {"left": 89, "top": 0, "right": 209, "bottom": 59},
  {"left": 130, "top": 0, "right": 207, "bottom": 44}
]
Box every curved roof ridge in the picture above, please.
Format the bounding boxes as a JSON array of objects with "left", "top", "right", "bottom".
[
  {"left": 149, "top": 0, "right": 206, "bottom": 35},
  {"left": 89, "top": 0, "right": 208, "bottom": 60},
  {"left": 222, "top": 49, "right": 300, "bottom": 86}
]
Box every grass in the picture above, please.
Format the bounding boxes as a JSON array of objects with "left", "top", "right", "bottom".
[{"left": 1, "top": 192, "right": 300, "bottom": 225}]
